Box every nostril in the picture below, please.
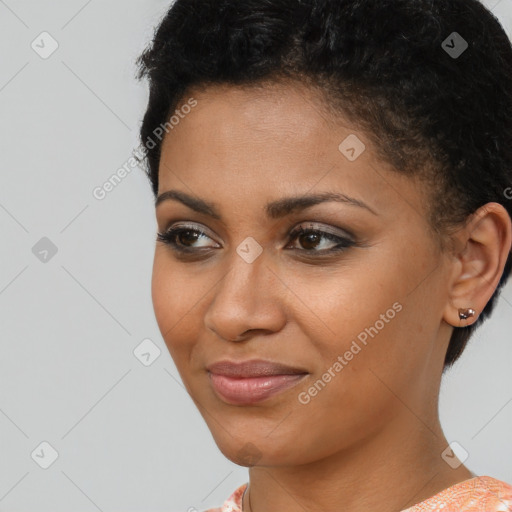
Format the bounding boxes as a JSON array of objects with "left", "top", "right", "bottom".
[{"left": 230, "top": 329, "right": 271, "bottom": 342}]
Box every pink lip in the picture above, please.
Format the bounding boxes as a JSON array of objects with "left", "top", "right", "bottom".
[
  {"left": 206, "top": 359, "right": 308, "bottom": 377},
  {"left": 206, "top": 359, "right": 309, "bottom": 405},
  {"left": 208, "top": 373, "right": 308, "bottom": 405}
]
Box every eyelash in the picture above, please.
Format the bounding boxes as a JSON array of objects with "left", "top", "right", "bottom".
[{"left": 156, "top": 223, "right": 355, "bottom": 256}]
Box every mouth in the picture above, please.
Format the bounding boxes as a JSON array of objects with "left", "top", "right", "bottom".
[{"left": 206, "top": 359, "right": 309, "bottom": 405}]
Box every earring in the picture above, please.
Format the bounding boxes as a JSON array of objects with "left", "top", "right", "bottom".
[{"left": 458, "top": 307, "right": 476, "bottom": 320}]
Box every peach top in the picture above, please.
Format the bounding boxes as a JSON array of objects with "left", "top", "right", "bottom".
[{"left": 204, "top": 476, "right": 512, "bottom": 512}]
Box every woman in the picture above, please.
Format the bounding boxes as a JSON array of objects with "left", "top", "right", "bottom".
[{"left": 135, "top": 0, "right": 512, "bottom": 510}]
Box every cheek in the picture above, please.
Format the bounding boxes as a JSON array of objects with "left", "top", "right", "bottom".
[
  {"left": 283, "top": 259, "right": 403, "bottom": 352},
  {"left": 287, "top": 254, "right": 432, "bottom": 406},
  {"left": 286, "top": 310, "right": 420, "bottom": 459},
  {"left": 151, "top": 253, "right": 199, "bottom": 358},
  {"left": 151, "top": 254, "right": 174, "bottom": 333}
]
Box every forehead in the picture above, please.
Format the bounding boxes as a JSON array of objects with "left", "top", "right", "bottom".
[{"left": 157, "top": 81, "right": 426, "bottom": 224}]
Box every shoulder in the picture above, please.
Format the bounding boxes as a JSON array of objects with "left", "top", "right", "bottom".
[
  {"left": 201, "top": 482, "right": 248, "bottom": 512},
  {"left": 403, "top": 475, "right": 512, "bottom": 511}
]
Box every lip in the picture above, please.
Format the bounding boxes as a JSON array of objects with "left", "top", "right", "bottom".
[
  {"left": 206, "top": 359, "right": 309, "bottom": 405},
  {"left": 207, "top": 359, "right": 308, "bottom": 378}
]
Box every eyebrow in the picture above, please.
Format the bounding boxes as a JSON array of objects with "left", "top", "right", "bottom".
[{"left": 155, "top": 189, "right": 378, "bottom": 218}]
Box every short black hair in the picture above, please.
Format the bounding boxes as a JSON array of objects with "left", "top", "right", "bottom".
[{"left": 135, "top": 0, "right": 512, "bottom": 370}]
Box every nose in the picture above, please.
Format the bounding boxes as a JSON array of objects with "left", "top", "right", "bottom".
[{"left": 203, "top": 251, "right": 287, "bottom": 343}]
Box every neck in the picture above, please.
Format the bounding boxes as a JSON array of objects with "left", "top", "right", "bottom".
[{"left": 243, "top": 412, "right": 473, "bottom": 512}]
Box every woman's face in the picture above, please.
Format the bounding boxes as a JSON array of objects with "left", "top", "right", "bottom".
[{"left": 152, "top": 81, "right": 455, "bottom": 466}]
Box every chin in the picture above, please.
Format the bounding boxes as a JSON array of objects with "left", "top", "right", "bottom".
[{"left": 213, "top": 429, "right": 308, "bottom": 468}]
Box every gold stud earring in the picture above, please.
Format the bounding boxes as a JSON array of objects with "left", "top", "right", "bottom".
[{"left": 458, "top": 307, "right": 476, "bottom": 320}]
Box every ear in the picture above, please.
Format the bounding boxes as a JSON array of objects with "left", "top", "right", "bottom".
[{"left": 443, "top": 202, "right": 512, "bottom": 327}]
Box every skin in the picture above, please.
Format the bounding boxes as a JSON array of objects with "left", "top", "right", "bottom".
[{"left": 151, "top": 81, "right": 512, "bottom": 512}]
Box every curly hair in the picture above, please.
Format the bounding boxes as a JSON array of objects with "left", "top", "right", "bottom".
[{"left": 135, "top": 0, "right": 512, "bottom": 370}]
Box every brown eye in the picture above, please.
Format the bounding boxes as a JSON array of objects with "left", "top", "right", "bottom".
[
  {"left": 175, "top": 229, "right": 202, "bottom": 247},
  {"left": 287, "top": 225, "right": 355, "bottom": 253},
  {"left": 156, "top": 226, "right": 218, "bottom": 251},
  {"left": 296, "top": 231, "right": 324, "bottom": 250},
  {"left": 156, "top": 223, "right": 355, "bottom": 257}
]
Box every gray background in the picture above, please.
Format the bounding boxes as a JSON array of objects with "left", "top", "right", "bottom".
[{"left": 0, "top": 0, "right": 511, "bottom": 511}]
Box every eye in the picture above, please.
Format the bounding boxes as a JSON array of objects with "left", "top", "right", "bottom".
[
  {"left": 156, "top": 222, "right": 355, "bottom": 255},
  {"left": 285, "top": 224, "right": 355, "bottom": 253},
  {"left": 156, "top": 224, "right": 218, "bottom": 252}
]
